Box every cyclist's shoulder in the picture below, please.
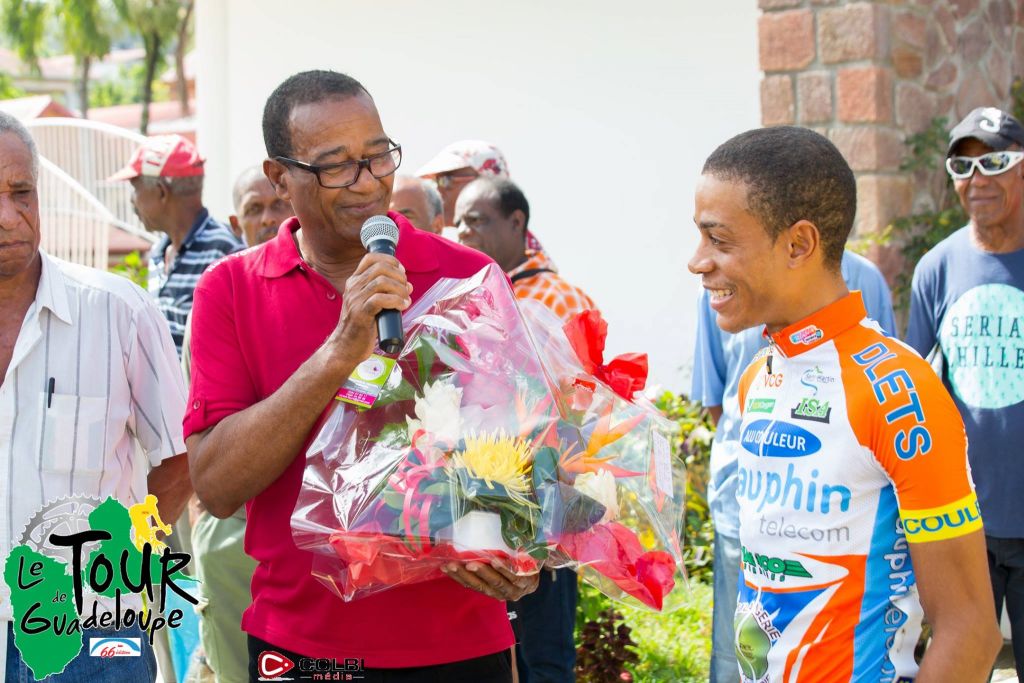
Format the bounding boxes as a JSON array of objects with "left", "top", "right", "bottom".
[{"left": 834, "top": 321, "right": 940, "bottom": 400}]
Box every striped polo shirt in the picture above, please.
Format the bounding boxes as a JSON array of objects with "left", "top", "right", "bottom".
[{"left": 149, "top": 208, "right": 242, "bottom": 356}]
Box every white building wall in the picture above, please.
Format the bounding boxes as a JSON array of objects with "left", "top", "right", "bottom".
[{"left": 195, "top": 0, "right": 760, "bottom": 392}]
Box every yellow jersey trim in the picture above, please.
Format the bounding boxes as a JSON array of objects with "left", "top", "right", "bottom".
[{"left": 901, "top": 492, "right": 983, "bottom": 543}]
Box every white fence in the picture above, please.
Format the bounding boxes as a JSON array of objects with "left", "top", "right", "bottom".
[
  {"left": 37, "top": 157, "right": 116, "bottom": 270},
  {"left": 26, "top": 117, "right": 153, "bottom": 245}
]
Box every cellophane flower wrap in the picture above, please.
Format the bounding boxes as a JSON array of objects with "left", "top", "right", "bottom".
[
  {"left": 519, "top": 300, "right": 688, "bottom": 611},
  {"left": 292, "top": 264, "right": 687, "bottom": 611},
  {"left": 293, "top": 264, "right": 561, "bottom": 602}
]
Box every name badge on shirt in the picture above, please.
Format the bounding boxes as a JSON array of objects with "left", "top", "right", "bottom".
[{"left": 335, "top": 355, "right": 397, "bottom": 409}]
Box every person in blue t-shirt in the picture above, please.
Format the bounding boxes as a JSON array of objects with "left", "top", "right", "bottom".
[
  {"left": 692, "top": 249, "right": 895, "bottom": 683},
  {"left": 906, "top": 106, "right": 1024, "bottom": 681}
]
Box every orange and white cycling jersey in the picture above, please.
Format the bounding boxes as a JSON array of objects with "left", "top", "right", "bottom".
[{"left": 734, "top": 292, "right": 981, "bottom": 683}]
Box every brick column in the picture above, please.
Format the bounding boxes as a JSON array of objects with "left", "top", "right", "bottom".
[{"left": 758, "top": 0, "right": 1024, "bottom": 279}]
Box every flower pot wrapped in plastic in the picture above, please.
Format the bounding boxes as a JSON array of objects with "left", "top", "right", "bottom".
[
  {"left": 292, "top": 264, "right": 567, "bottom": 602},
  {"left": 291, "top": 264, "right": 688, "bottom": 611}
]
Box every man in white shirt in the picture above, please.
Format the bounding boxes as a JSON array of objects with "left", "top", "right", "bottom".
[{"left": 0, "top": 112, "right": 191, "bottom": 680}]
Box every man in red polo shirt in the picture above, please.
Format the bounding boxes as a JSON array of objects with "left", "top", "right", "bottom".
[{"left": 184, "top": 70, "right": 535, "bottom": 681}]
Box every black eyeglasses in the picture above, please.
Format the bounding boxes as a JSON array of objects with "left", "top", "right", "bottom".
[{"left": 275, "top": 141, "right": 402, "bottom": 188}]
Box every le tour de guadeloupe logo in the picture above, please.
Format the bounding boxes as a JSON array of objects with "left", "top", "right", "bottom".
[{"left": 3, "top": 494, "right": 197, "bottom": 678}]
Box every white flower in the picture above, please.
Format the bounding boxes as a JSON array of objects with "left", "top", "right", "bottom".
[
  {"left": 407, "top": 381, "right": 463, "bottom": 446},
  {"left": 642, "top": 383, "right": 664, "bottom": 402},
  {"left": 573, "top": 469, "right": 619, "bottom": 523},
  {"left": 690, "top": 425, "right": 713, "bottom": 446}
]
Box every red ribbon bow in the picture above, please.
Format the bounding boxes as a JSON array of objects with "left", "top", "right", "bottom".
[{"left": 563, "top": 310, "right": 648, "bottom": 400}]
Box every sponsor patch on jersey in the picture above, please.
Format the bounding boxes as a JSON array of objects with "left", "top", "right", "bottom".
[
  {"left": 747, "top": 397, "right": 776, "bottom": 414},
  {"left": 789, "top": 325, "right": 824, "bottom": 345},
  {"left": 791, "top": 397, "right": 832, "bottom": 423},
  {"left": 741, "top": 545, "right": 813, "bottom": 581},
  {"left": 740, "top": 419, "right": 821, "bottom": 457},
  {"left": 799, "top": 365, "right": 836, "bottom": 394},
  {"left": 901, "top": 492, "right": 983, "bottom": 542}
]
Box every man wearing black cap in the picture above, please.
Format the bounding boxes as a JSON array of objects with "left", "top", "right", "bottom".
[{"left": 907, "top": 106, "right": 1024, "bottom": 677}]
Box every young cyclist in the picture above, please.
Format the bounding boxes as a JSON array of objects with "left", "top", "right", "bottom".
[{"left": 688, "top": 126, "right": 1001, "bottom": 682}]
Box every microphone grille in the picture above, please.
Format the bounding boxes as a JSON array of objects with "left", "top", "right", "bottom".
[{"left": 360, "top": 215, "right": 399, "bottom": 249}]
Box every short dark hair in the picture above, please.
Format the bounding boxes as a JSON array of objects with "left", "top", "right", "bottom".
[
  {"left": 702, "top": 126, "right": 856, "bottom": 269},
  {"left": 262, "top": 70, "right": 369, "bottom": 159},
  {"left": 475, "top": 177, "right": 530, "bottom": 230}
]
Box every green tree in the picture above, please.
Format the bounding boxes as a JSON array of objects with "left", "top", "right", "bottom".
[
  {"left": 172, "top": 0, "right": 193, "bottom": 116},
  {"left": 88, "top": 62, "right": 169, "bottom": 109},
  {"left": 0, "top": 0, "right": 112, "bottom": 116},
  {"left": 111, "top": 0, "right": 186, "bottom": 133},
  {"left": 0, "top": 71, "right": 25, "bottom": 99}
]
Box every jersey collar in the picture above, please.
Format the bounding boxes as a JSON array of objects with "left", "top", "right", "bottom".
[{"left": 767, "top": 290, "right": 866, "bottom": 357}]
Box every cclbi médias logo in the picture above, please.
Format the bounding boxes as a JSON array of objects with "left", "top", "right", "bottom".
[{"left": 2, "top": 494, "right": 197, "bottom": 678}]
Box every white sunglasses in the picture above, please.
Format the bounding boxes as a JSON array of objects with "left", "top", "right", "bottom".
[{"left": 946, "top": 150, "right": 1024, "bottom": 179}]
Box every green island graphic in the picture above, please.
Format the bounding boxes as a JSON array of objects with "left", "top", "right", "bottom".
[{"left": 3, "top": 497, "right": 195, "bottom": 678}]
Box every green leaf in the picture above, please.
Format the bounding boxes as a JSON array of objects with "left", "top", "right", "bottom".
[
  {"left": 368, "top": 422, "right": 411, "bottom": 449},
  {"left": 555, "top": 484, "right": 608, "bottom": 534},
  {"left": 531, "top": 447, "right": 560, "bottom": 489},
  {"left": 412, "top": 339, "right": 438, "bottom": 389}
]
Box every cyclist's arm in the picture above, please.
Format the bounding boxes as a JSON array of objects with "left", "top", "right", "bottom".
[
  {"left": 840, "top": 336, "right": 1000, "bottom": 680},
  {"left": 910, "top": 530, "right": 1001, "bottom": 682}
]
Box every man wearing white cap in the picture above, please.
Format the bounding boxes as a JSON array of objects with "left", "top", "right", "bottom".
[
  {"left": 416, "top": 139, "right": 510, "bottom": 226},
  {"left": 418, "top": 139, "right": 548, "bottom": 256}
]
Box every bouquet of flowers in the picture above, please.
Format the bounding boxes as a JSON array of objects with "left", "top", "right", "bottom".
[
  {"left": 292, "top": 264, "right": 687, "bottom": 610},
  {"left": 520, "top": 301, "right": 686, "bottom": 610}
]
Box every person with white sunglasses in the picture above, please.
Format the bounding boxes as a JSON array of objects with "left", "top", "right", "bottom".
[{"left": 907, "top": 105, "right": 1024, "bottom": 679}]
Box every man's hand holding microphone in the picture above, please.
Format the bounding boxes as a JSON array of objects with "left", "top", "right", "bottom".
[{"left": 327, "top": 216, "right": 411, "bottom": 371}]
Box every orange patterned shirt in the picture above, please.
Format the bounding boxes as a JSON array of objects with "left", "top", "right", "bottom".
[{"left": 508, "top": 249, "right": 598, "bottom": 322}]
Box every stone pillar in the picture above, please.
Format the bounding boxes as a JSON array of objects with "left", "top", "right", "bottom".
[{"left": 757, "top": 0, "right": 1024, "bottom": 279}]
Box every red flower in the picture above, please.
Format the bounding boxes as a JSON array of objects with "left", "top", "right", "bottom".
[{"left": 557, "top": 521, "right": 676, "bottom": 610}]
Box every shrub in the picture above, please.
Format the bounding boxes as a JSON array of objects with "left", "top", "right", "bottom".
[
  {"left": 574, "top": 580, "right": 714, "bottom": 682},
  {"left": 651, "top": 390, "right": 715, "bottom": 584},
  {"left": 574, "top": 391, "right": 716, "bottom": 682}
]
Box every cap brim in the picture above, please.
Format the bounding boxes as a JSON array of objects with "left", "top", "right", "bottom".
[
  {"left": 947, "top": 131, "right": 1014, "bottom": 156},
  {"left": 415, "top": 151, "right": 470, "bottom": 178},
  {"left": 106, "top": 165, "right": 141, "bottom": 182}
]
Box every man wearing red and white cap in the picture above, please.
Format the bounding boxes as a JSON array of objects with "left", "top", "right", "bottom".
[
  {"left": 416, "top": 139, "right": 509, "bottom": 226},
  {"left": 110, "top": 135, "right": 242, "bottom": 357},
  {"left": 417, "top": 140, "right": 545, "bottom": 254}
]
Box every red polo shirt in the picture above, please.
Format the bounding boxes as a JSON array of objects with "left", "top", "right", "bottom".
[{"left": 183, "top": 212, "right": 513, "bottom": 665}]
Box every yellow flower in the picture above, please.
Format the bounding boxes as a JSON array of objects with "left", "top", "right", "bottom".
[{"left": 451, "top": 432, "right": 534, "bottom": 507}]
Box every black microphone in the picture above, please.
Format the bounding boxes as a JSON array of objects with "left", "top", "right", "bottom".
[{"left": 359, "top": 215, "right": 404, "bottom": 355}]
